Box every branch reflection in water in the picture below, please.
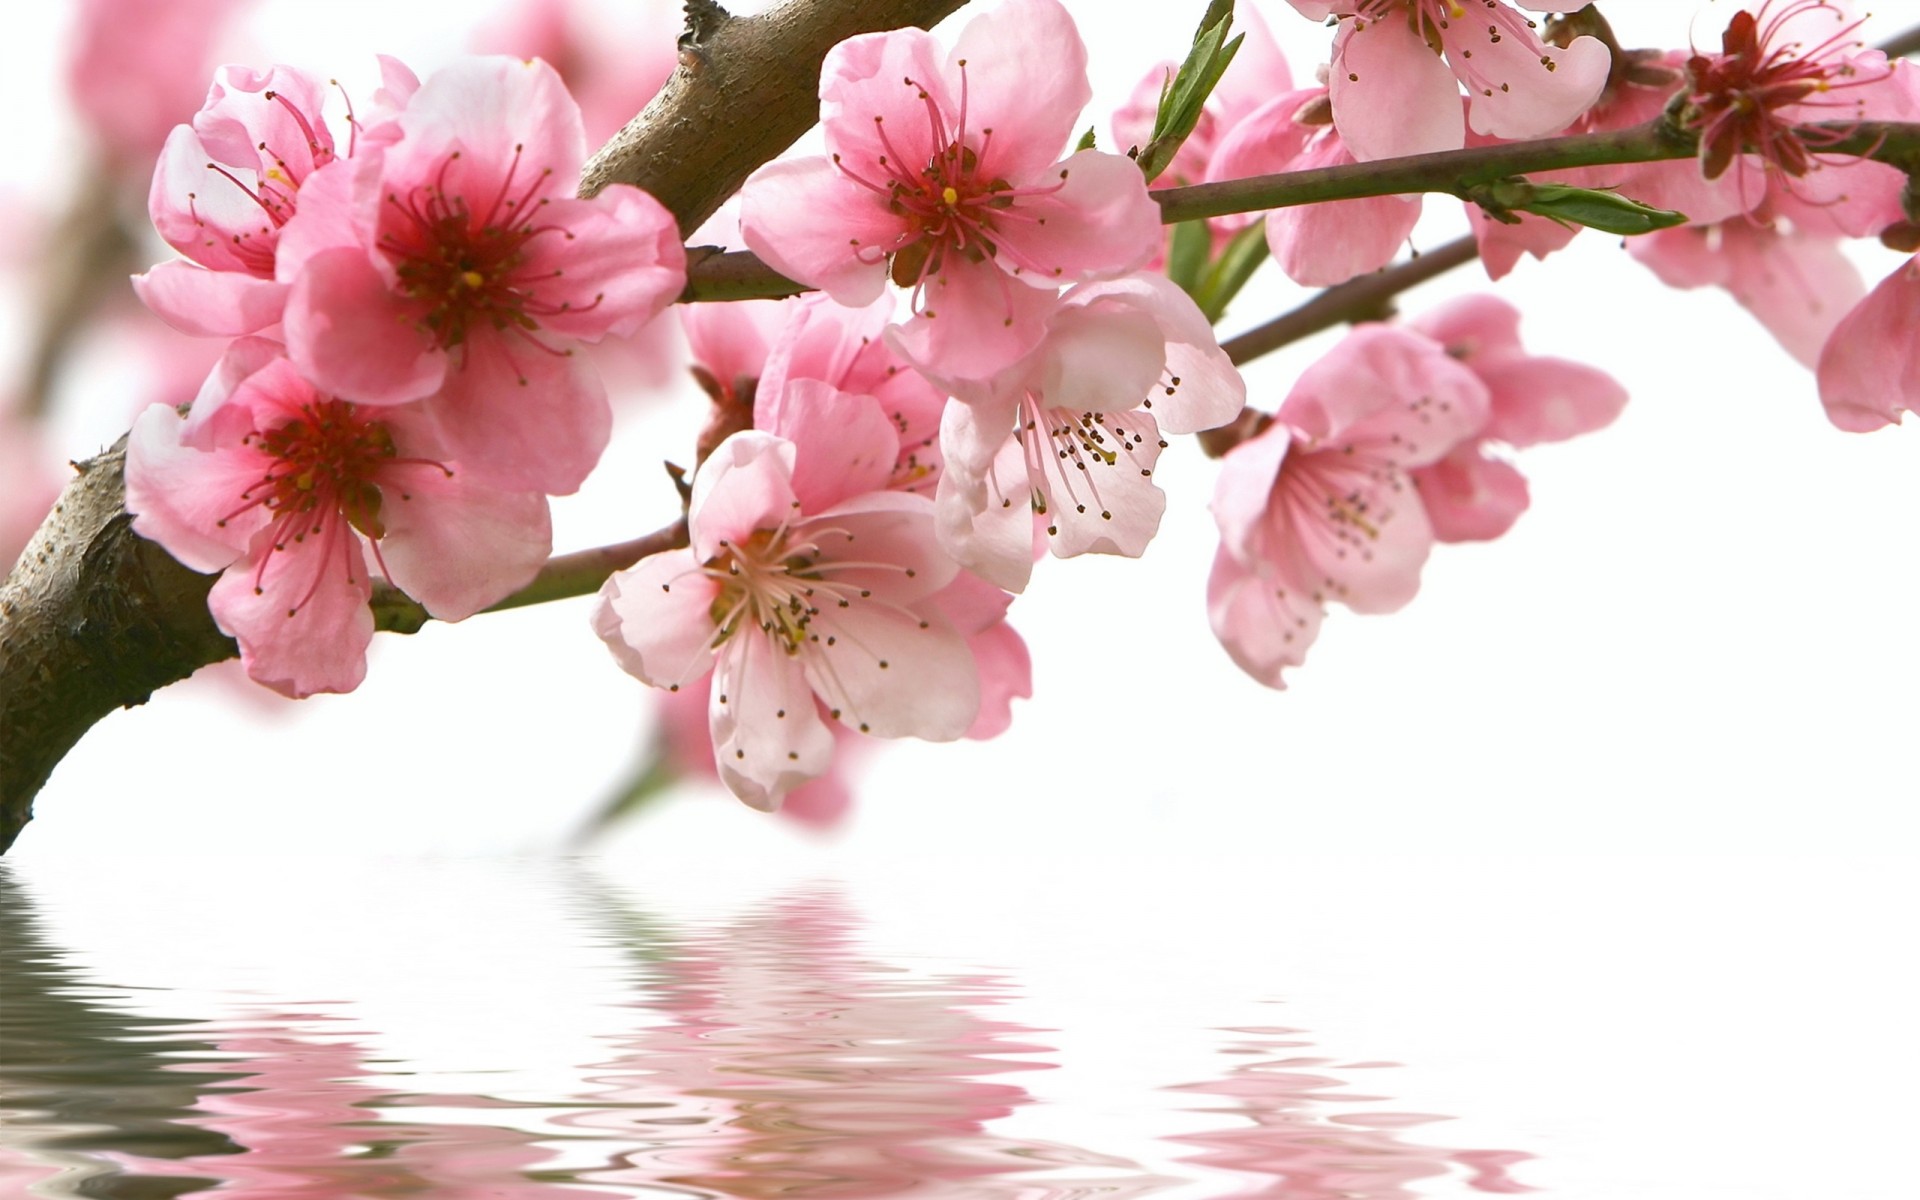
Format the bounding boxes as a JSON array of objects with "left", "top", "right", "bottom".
[{"left": 0, "top": 862, "right": 1537, "bottom": 1196}]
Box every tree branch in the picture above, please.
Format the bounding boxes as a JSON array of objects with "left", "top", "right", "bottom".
[{"left": 0, "top": 0, "right": 974, "bottom": 853}]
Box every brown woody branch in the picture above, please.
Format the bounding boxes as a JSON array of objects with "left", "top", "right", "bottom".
[{"left": 0, "top": 0, "right": 970, "bottom": 853}]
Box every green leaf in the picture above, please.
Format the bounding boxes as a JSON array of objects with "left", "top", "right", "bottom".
[
  {"left": 1190, "top": 221, "right": 1269, "bottom": 324},
  {"left": 1075, "top": 125, "right": 1097, "bottom": 153},
  {"left": 1466, "top": 177, "right": 1688, "bottom": 236},
  {"left": 1137, "top": 2, "right": 1244, "bottom": 184}
]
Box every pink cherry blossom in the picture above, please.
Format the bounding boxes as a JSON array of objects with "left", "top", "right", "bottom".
[
  {"left": 655, "top": 677, "right": 872, "bottom": 829},
  {"left": 1281, "top": 1, "right": 1611, "bottom": 161},
  {"left": 1817, "top": 254, "right": 1920, "bottom": 432},
  {"left": 912, "top": 271, "right": 1244, "bottom": 592},
  {"left": 1209, "top": 325, "right": 1487, "bottom": 688},
  {"left": 277, "top": 56, "right": 685, "bottom": 495},
  {"left": 136, "top": 63, "right": 358, "bottom": 339},
  {"left": 1208, "top": 87, "right": 1421, "bottom": 287},
  {"left": 594, "top": 431, "right": 979, "bottom": 809},
  {"left": 126, "top": 340, "right": 551, "bottom": 697},
  {"left": 737, "top": 0, "right": 1162, "bottom": 381},
  {"left": 1404, "top": 295, "right": 1626, "bottom": 541}
]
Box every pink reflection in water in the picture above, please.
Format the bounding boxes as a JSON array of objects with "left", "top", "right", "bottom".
[
  {"left": 569, "top": 889, "right": 1173, "bottom": 1198},
  {"left": 1168, "top": 1026, "right": 1536, "bottom": 1197},
  {"left": 111, "top": 1016, "right": 624, "bottom": 1199}
]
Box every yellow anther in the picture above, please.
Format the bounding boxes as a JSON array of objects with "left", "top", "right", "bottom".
[
  {"left": 941, "top": 186, "right": 960, "bottom": 206},
  {"left": 295, "top": 471, "right": 316, "bottom": 492},
  {"left": 461, "top": 270, "right": 486, "bottom": 289}
]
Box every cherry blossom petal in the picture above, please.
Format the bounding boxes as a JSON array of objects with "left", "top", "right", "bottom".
[
  {"left": 1328, "top": 18, "right": 1464, "bottom": 161},
  {"left": 687, "top": 431, "right": 800, "bottom": 561},
  {"left": 1411, "top": 447, "right": 1531, "bottom": 543},
  {"left": 712, "top": 634, "right": 837, "bottom": 810},
  {"left": 512, "top": 190, "right": 686, "bottom": 342},
  {"left": 959, "top": 617, "right": 1030, "bottom": 739},
  {"left": 377, "top": 468, "right": 551, "bottom": 621},
  {"left": 888, "top": 256, "right": 1059, "bottom": 383},
  {"left": 986, "top": 149, "right": 1162, "bottom": 287},
  {"left": 1446, "top": 24, "right": 1609, "bottom": 142},
  {"left": 1266, "top": 135, "right": 1422, "bottom": 286},
  {"left": 208, "top": 539, "right": 375, "bottom": 699},
  {"left": 1206, "top": 547, "right": 1323, "bottom": 690},
  {"left": 125, "top": 404, "right": 266, "bottom": 572},
  {"left": 739, "top": 157, "right": 906, "bottom": 305},
  {"left": 1818, "top": 256, "right": 1920, "bottom": 432},
  {"left": 935, "top": 430, "right": 1039, "bottom": 593},
  {"left": 1476, "top": 354, "right": 1628, "bottom": 447},
  {"left": 1280, "top": 325, "right": 1489, "bottom": 466},
  {"left": 948, "top": 0, "right": 1090, "bottom": 183},
  {"left": 425, "top": 334, "right": 610, "bottom": 495},
  {"left": 1211, "top": 420, "right": 1292, "bottom": 567},
  {"left": 1040, "top": 408, "right": 1167, "bottom": 560},
  {"left": 386, "top": 56, "right": 586, "bottom": 199},
  {"left": 1069, "top": 273, "right": 1245, "bottom": 434},
  {"left": 684, "top": 299, "right": 788, "bottom": 400},
  {"left": 802, "top": 602, "right": 978, "bottom": 742},
  {"left": 1033, "top": 301, "right": 1165, "bottom": 415},
  {"left": 285, "top": 246, "right": 447, "bottom": 404},
  {"left": 818, "top": 27, "right": 953, "bottom": 175},
  {"left": 134, "top": 262, "right": 289, "bottom": 338},
  {"left": 773, "top": 381, "right": 901, "bottom": 513},
  {"left": 593, "top": 548, "right": 723, "bottom": 691},
  {"left": 799, "top": 491, "right": 960, "bottom": 605}
]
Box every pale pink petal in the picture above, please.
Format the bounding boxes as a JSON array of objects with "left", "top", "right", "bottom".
[
  {"left": 387, "top": 56, "right": 586, "bottom": 200},
  {"left": 987, "top": 149, "right": 1162, "bottom": 286},
  {"left": 519, "top": 189, "right": 686, "bottom": 342},
  {"left": 148, "top": 125, "right": 275, "bottom": 276},
  {"left": 739, "top": 157, "right": 905, "bottom": 305},
  {"left": 425, "top": 334, "right": 610, "bottom": 495},
  {"left": 1266, "top": 134, "right": 1422, "bottom": 286},
  {"left": 285, "top": 247, "right": 446, "bottom": 404},
  {"left": 958, "top": 618, "right": 1030, "bottom": 740},
  {"left": 1033, "top": 300, "right": 1165, "bottom": 415},
  {"left": 1281, "top": 452, "right": 1436, "bottom": 614},
  {"left": 594, "top": 548, "right": 722, "bottom": 691},
  {"left": 1448, "top": 25, "right": 1608, "bottom": 142},
  {"left": 1205, "top": 90, "right": 1318, "bottom": 192},
  {"left": 1477, "top": 355, "right": 1628, "bottom": 447},
  {"left": 935, "top": 428, "right": 1038, "bottom": 593},
  {"left": 684, "top": 298, "right": 788, "bottom": 397},
  {"left": 376, "top": 469, "right": 551, "bottom": 621},
  {"left": 1280, "top": 325, "right": 1489, "bottom": 467},
  {"left": 687, "top": 432, "right": 800, "bottom": 560},
  {"left": 125, "top": 404, "right": 266, "bottom": 572},
  {"left": 134, "top": 262, "right": 289, "bottom": 338},
  {"left": 1722, "top": 227, "right": 1866, "bottom": 368},
  {"left": 1207, "top": 548, "right": 1322, "bottom": 691},
  {"left": 1411, "top": 447, "right": 1531, "bottom": 543},
  {"left": 208, "top": 537, "right": 375, "bottom": 699},
  {"left": 818, "top": 27, "right": 953, "bottom": 178},
  {"left": 1328, "top": 18, "right": 1464, "bottom": 161},
  {"left": 179, "top": 336, "right": 292, "bottom": 447},
  {"left": 756, "top": 293, "right": 895, "bottom": 427},
  {"left": 712, "top": 634, "right": 837, "bottom": 810},
  {"left": 1210, "top": 420, "right": 1291, "bottom": 566},
  {"left": 948, "top": 0, "right": 1090, "bottom": 183},
  {"left": 1040, "top": 408, "right": 1167, "bottom": 560},
  {"left": 1818, "top": 256, "right": 1920, "bottom": 432},
  {"left": 1068, "top": 273, "right": 1245, "bottom": 434},
  {"left": 798, "top": 491, "right": 959, "bottom": 605},
  {"left": 772, "top": 381, "right": 900, "bottom": 512},
  {"left": 1467, "top": 205, "right": 1580, "bottom": 281},
  {"left": 1628, "top": 225, "right": 1733, "bottom": 291},
  {"left": 887, "top": 256, "right": 1058, "bottom": 383},
  {"left": 803, "top": 603, "right": 978, "bottom": 742}
]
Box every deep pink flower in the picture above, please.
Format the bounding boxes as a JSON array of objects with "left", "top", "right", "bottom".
[
  {"left": 126, "top": 340, "right": 551, "bottom": 697},
  {"left": 1404, "top": 295, "right": 1626, "bottom": 542},
  {"left": 135, "top": 63, "right": 369, "bottom": 339},
  {"left": 1817, "top": 254, "right": 1920, "bottom": 431},
  {"left": 1281, "top": 1, "right": 1610, "bottom": 161},
  {"left": 277, "top": 56, "right": 685, "bottom": 495},
  {"left": 738, "top": 0, "right": 1162, "bottom": 381},
  {"left": 914, "top": 272, "right": 1244, "bottom": 592},
  {"left": 1209, "top": 325, "right": 1487, "bottom": 688},
  {"left": 594, "top": 431, "right": 979, "bottom": 810},
  {"left": 1208, "top": 87, "right": 1421, "bottom": 287}
]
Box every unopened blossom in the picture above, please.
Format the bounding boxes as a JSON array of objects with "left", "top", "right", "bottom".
[
  {"left": 1280, "top": 1, "right": 1611, "bottom": 161},
  {"left": 1209, "top": 325, "right": 1487, "bottom": 688},
  {"left": 277, "top": 56, "right": 685, "bottom": 495},
  {"left": 1817, "top": 254, "right": 1920, "bottom": 431},
  {"left": 914, "top": 272, "right": 1244, "bottom": 592},
  {"left": 738, "top": 0, "right": 1162, "bottom": 381},
  {"left": 1208, "top": 86, "right": 1420, "bottom": 286},
  {"left": 1405, "top": 295, "right": 1626, "bottom": 541},
  {"left": 594, "top": 431, "right": 979, "bottom": 809},
  {"left": 126, "top": 340, "right": 551, "bottom": 697}
]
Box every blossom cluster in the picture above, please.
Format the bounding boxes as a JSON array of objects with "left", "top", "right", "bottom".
[
  {"left": 86, "top": 0, "right": 1920, "bottom": 822},
  {"left": 124, "top": 54, "right": 685, "bottom": 696}
]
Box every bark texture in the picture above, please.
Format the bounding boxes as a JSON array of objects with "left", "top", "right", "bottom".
[{"left": 0, "top": 0, "right": 972, "bottom": 852}]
